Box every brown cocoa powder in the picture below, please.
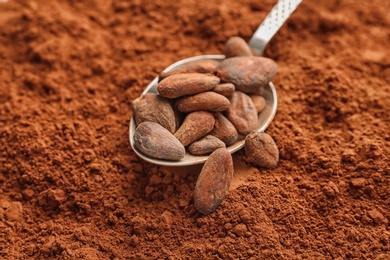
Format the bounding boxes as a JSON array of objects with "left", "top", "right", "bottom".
[{"left": 0, "top": 0, "right": 389, "bottom": 259}]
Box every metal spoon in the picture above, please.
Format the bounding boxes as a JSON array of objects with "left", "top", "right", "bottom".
[{"left": 129, "top": 0, "right": 302, "bottom": 166}]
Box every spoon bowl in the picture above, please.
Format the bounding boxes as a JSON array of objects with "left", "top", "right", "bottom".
[
  {"left": 129, "top": 54, "right": 278, "bottom": 166},
  {"left": 129, "top": 0, "right": 302, "bottom": 166}
]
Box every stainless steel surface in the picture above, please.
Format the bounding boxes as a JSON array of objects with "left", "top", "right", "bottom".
[
  {"left": 249, "top": 0, "right": 302, "bottom": 55},
  {"left": 129, "top": 0, "right": 302, "bottom": 166}
]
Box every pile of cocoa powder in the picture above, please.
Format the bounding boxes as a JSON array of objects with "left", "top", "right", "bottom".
[{"left": 1, "top": 0, "right": 389, "bottom": 259}]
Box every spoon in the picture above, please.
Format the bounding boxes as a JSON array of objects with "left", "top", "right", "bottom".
[{"left": 129, "top": 0, "right": 302, "bottom": 166}]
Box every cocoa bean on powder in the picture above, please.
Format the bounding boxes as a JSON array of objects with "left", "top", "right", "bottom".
[
  {"left": 194, "top": 148, "right": 234, "bottom": 215},
  {"left": 244, "top": 131, "right": 279, "bottom": 169}
]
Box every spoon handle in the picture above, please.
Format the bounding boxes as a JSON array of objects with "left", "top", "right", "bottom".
[{"left": 248, "top": 0, "right": 302, "bottom": 55}]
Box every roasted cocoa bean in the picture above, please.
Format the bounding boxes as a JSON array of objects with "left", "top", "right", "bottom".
[
  {"left": 245, "top": 131, "right": 279, "bottom": 168},
  {"left": 176, "top": 91, "right": 230, "bottom": 113},
  {"left": 224, "top": 36, "right": 253, "bottom": 58},
  {"left": 188, "top": 135, "right": 226, "bottom": 155},
  {"left": 225, "top": 91, "right": 258, "bottom": 135},
  {"left": 132, "top": 93, "right": 176, "bottom": 133},
  {"left": 174, "top": 111, "right": 215, "bottom": 146},
  {"left": 159, "top": 59, "right": 220, "bottom": 81},
  {"left": 209, "top": 112, "right": 238, "bottom": 146},
  {"left": 250, "top": 95, "right": 266, "bottom": 113},
  {"left": 157, "top": 73, "right": 220, "bottom": 99},
  {"left": 212, "top": 83, "right": 235, "bottom": 97},
  {"left": 217, "top": 56, "right": 278, "bottom": 94},
  {"left": 134, "top": 122, "right": 185, "bottom": 161},
  {"left": 194, "top": 148, "right": 234, "bottom": 215}
]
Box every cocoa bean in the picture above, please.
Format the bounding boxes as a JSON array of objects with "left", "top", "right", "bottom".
[
  {"left": 225, "top": 91, "right": 258, "bottom": 135},
  {"left": 250, "top": 95, "right": 266, "bottom": 113},
  {"left": 157, "top": 73, "right": 220, "bottom": 98},
  {"left": 209, "top": 112, "right": 238, "bottom": 146},
  {"left": 134, "top": 122, "right": 185, "bottom": 161},
  {"left": 245, "top": 131, "right": 279, "bottom": 169},
  {"left": 212, "top": 83, "right": 235, "bottom": 97},
  {"left": 194, "top": 148, "right": 234, "bottom": 215},
  {"left": 176, "top": 91, "right": 230, "bottom": 113},
  {"left": 159, "top": 59, "right": 220, "bottom": 81},
  {"left": 173, "top": 105, "right": 184, "bottom": 132},
  {"left": 132, "top": 93, "right": 176, "bottom": 133},
  {"left": 188, "top": 135, "right": 226, "bottom": 155},
  {"left": 224, "top": 36, "right": 253, "bottom": 58},
  {"left": 174, "top": 111, "right": 215, "bottom": 146},
  {"left": 217, "top": 56, "right": 278, "bottom": 94}
]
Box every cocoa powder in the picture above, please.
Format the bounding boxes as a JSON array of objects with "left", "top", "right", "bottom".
[{"left": 0, "top": 0, "right": 389, "bottom": 259}]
